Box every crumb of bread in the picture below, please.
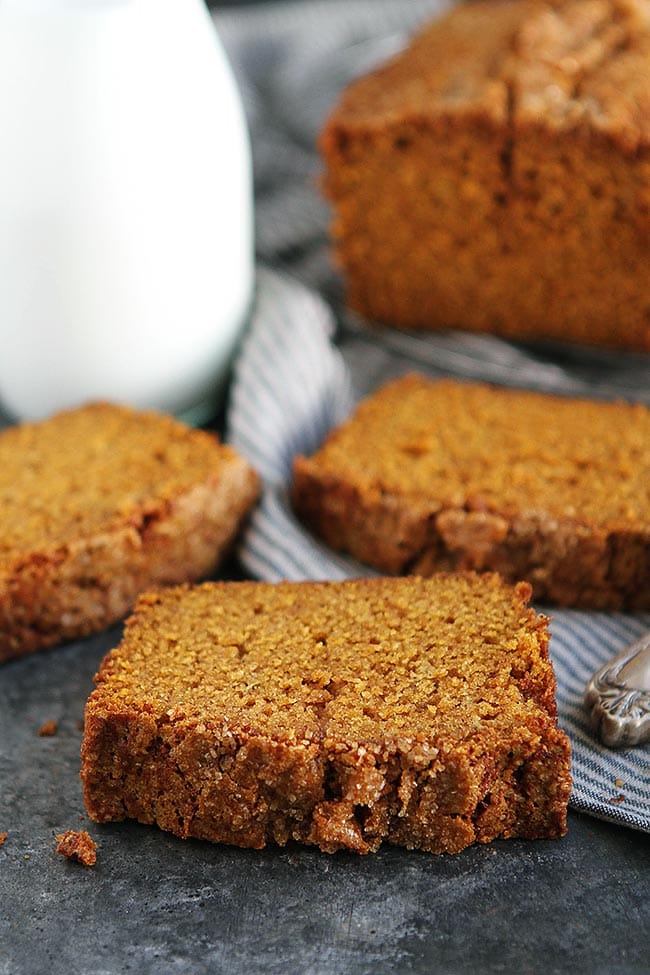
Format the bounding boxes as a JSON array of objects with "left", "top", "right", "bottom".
[
  {"left": 37, "top": 720, "right": 58, "bottom": 737},
  {"left": 0, "top": 832, "right": 7, "bottom": 846},
  {"left": 55, "top": 830, "right": 97, "bottom": 866}
]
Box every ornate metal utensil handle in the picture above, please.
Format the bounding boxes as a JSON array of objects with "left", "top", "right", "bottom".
[{"left": 584, "top": 631, "right": 650, "bottom": 747}]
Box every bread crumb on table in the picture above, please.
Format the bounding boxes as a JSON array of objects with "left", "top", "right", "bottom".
[
  {"left": 55, "top": 830, "right": 97, "bottom": 866},
  {"left": 37, "top": 720, "right": 58, "bottom": 737}
]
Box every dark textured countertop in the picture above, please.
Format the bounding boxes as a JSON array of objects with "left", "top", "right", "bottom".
[
  {"left": 2, "top": 0, "right": 650, "bottom": 970},
  {"left": 2, "top": 616, "right": 649, "bottom": 975}
]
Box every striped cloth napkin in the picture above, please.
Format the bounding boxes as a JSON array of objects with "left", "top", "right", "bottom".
[{"left": 218, "top": 0, "right": 650, "bottom": 832}]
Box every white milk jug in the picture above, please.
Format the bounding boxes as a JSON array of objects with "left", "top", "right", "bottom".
[{"left": 0, "top": 0, "right": 253, "bottom": 421}]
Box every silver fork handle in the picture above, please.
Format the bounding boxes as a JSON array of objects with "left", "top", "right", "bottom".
[{"left": 584, "top": 631, "right": 650, "bottom": 747}]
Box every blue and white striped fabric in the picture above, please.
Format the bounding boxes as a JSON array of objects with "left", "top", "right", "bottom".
[
  {"left": 551, "top": 612, "right": 650, "bottom": 830},
  {"left": 219, "top": 0, "right": 650, "bottom": 832}
]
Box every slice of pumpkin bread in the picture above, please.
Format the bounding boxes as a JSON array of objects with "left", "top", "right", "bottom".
[
  {"left": 0, "top": 402, "right": 259, "bottom": 662},
  {"left": 81, "top": 575, "right": 571, "bottom": 855},
  {"left": 292, "top": 374, "right": 650, "bottom": 609}
]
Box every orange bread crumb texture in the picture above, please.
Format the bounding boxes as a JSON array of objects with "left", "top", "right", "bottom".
[
  {"left": 0, "top": 401, "right": 247, "bottom": 560},
  {"left": 0, "top": 401, "right": 259, "bottom": 662},
  {"left": 55, "top": 830, "right": 97, "bottom": 866},
  {"left": 81, "top": 577, "right": 571, "bottom": 855},
  {"left": 292, "top": 375, "right": 650, "bottom": 609}
]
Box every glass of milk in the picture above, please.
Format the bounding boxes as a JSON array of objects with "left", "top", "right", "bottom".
[{"left": 0, "top": 0, "right": 253, "bottom": 422}]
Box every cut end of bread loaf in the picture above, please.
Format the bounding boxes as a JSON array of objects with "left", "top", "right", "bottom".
[
  {"left": 0, "top": 403, "right": 259, "bottom": 662},
  {"left": 321, "top": 0, "right": 650, "bottom": 350},
  {"left": 81, "top": 576, "right": 571, "bottom": 856}
]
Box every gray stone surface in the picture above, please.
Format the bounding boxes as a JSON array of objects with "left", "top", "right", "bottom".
[{"left": 1, "top": 624, "right": 649, "bottom": 975}]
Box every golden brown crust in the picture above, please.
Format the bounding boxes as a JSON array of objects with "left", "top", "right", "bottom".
[
  {"left": 292, "top": 375, "right": 650, "bottom": 609},
  {"left": 0, "top": 403, "right": 259, "bottom": 662},
  {"left": 81, "top": 576, "right": 571, "bottom": 855},
  {"left": 322, "top": 0, "right": 650, "bottom": 350}
]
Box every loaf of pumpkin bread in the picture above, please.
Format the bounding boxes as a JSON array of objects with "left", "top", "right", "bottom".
[
  {"left": 0, "top": 403, "right": 259, "bottom": 662},
  {"left": 321, "top": 0, "right": 650, "bottom": 350},
  {"left": 81, "top": 575, "right": 571, "bottom": 855},
  {"left": 292, "top": 374, "right": 650, "bottom": 609}
]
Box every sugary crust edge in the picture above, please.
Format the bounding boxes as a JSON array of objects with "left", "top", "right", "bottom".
[
  {"left": 0, "top": 451, "right": 259, "bottom": 663},
  {"left": 291, "top": 457, "right": 650, "bottom": 610},
  {"left": 81, "top": 709, "right": 570, "bottom": 855}
]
